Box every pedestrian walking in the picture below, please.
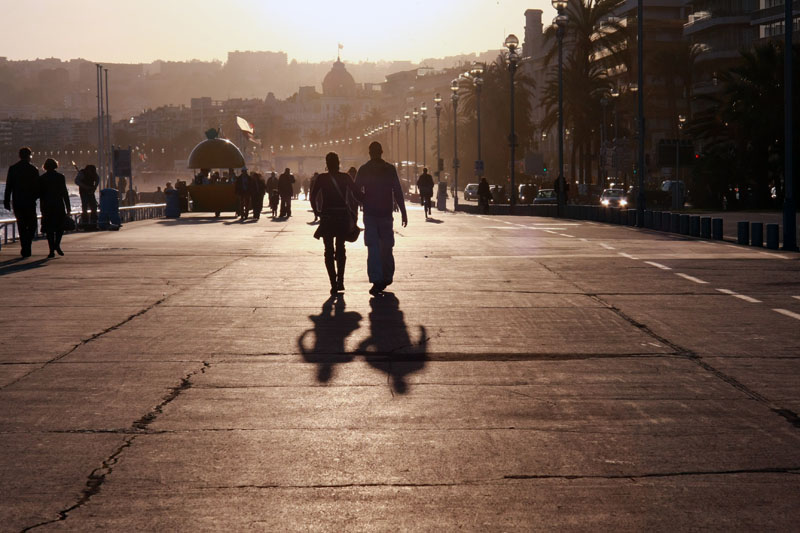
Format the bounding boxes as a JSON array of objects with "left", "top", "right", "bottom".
[
  {"left": 235, "top": 168, "right": 250, "bottom": 221},
  {"left": 311, "top": 152, "right": 363, "bottom": 295},
  {"left": 278, "top": 168, "right": 295, "bottom": 217},
  {"left": 354, "top": 141, "right": 407, "bottom": 295},
  {"left": 308, "top": 172, "right": 319, "bottom": 223},
  {"left": 478, "top": 177, "right": 492, "bottom": 214},
  {"left": 250, "top": 172, "right": 265, "bottom": 220},
  {"left": 266, "top": 171, "right": 280, "bottom": 217},
  {"left": 4, "top": 147, "right": 40, "bottom": 257},
  {"left": 75, "top": 164, "right": 99, "bottom": 225},
  {"left": 416, "top": 167, "right": 434, "bottom": 219},
  {"left": 38, "top": 159, "right": 71, "bottom": 258}
]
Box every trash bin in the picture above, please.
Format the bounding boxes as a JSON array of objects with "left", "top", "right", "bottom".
[
  {"left": 165, "top": 189, "right": 181, "bottom": 218},
  {"left": 436, "top": 181, "right": 447, "bottom": 211},
  {"left": 98, "top": 188, "right": 121, "bottom": 230}
]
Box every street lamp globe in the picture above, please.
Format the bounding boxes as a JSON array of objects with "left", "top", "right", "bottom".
[
  {"left": 504, "top": 34, "right": 519, "bottom": 51},
  {"left": 450, "top": 78, "right": 459, "bottom": 94},
  {"left": 551, "top": 0, "right": 568, "bottom": 10},
  {"left": 433, "top": 92, "right": 442, "bottom": 105},
  {"left": 554, "top": 14, "right": 568, "bottom": 27},
  {"left": 420, "top": 102, "right": 427, "bottom": 114}
]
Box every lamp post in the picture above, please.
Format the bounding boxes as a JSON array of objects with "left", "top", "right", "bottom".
[
  {"left": 404, "top": 113, "right": 410, "bottom": 183},
  {"left": 413, "top": 107, "right": 419, "bottom": 179},
  {"left": 600, "top": 95, "right": 609, "bottom": 185},
  {"left": 451, "top": 78, "right": 460, "bottom": 210},
  {"left": 504, "top": 35, "right": 519, "bottom": 209},
  {"left": 394, "top": 118, "right": 401, "bottom": 168},
  {"left": 636, "top": 0, "right": 646, "bottom": 226},
  {"left": 784, "top": 0, "right": 797, "bottom": 250},
  {"left": 471, "top": 64, "right": 484, "bottom": 177},
  {"left": 552, "top": 0, "right": 568, "bottom": 217},
  {"left": 675, "top": 114, "right": 686, "bottom": 208},
  {"left": 421, "top": 103, "right": 428, "bottom": 168},
  {"left": 434, "top": 94, "right": 442, "bottom": 179}
]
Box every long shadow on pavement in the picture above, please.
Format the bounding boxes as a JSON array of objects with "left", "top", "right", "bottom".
[
  {"left": 298, "top": 295, "right": 361, "bottom": 383},
  {"left": 357, "top": 293, "right": 428, "bottom": 395},
  {"left": 0, "top": 257, "right": 49, "bottom": 276}
]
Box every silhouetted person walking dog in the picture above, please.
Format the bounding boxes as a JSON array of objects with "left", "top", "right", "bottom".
[
  {"left": 4, "top": 147, "right": 39, "bottom": 257},
  {"left": 355, "top": 142, "right": 407, "bottom": 295},
  {"left": 38, "top": 159, "right": 71, "bottom": 258},
  {"left": 311, "top": 152, "right": 363, "bottom": 295},
  {"left": 278, "top": 168, "right": 295, "bottom": 217}
]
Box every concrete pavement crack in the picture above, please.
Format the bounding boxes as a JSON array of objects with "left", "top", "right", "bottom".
[
  {"left": 19, "top": 361, "right": 210, "bottom": 532},
  {"left": 541, "top": 262, "right": 800, "bottom": 432},
  {"left": 504, "top": 466, "right": 800, "bottom": 481}
]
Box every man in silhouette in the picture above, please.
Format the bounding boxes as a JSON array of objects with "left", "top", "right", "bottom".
[
  {"left": 235, "top": 168, "right": 250, "bottom": 221},
  {"left": 75, "top": 164, "right": 99, "bottom": 225},
  {"left": 4, "top": 147, "right": 39, "bottom": 257},
  {"left": 278, "top": 168, "right": 295, "bottom": 217},
  {"left": 355, "top": 141, "right": 407, "bottom": 295},
  {"left": 416, "top": 167, "right": 434, "bottom": 219}
]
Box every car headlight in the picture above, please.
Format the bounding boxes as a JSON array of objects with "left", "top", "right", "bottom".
[
  {"left": 601, "top": 199, "right": 609, "bottom": 206},
  {"left": 619, "top": 199, "right": 628, "bottom": 206}
]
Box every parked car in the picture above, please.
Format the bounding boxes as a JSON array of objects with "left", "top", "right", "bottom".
[
  {"left": 599, "top": 188, "right": 628, "bottom": 207},
  {"left": 464, "top": 183, "right": 479, "bottom": 201},
  {"left": 533, "top": 188, "right": 557, "bottom": 205},
  {"left": 490, "top": 184, "right": 509, "bottom": 204},
  {"left": 519, "top": 184, "right": 537, "bottom": 204}
]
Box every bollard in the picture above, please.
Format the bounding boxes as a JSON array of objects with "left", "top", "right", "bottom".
[
  {"left": 679, "top": 214, "right": 690, "bottom": 235},
  {"left": 671, "top": 213, "right": 681, "bottom": 233},
  {"left": 701, "top": 217, "right": 712, "bottom": 238},
  {"left": 628, "top": 209, "right": 637, "bottom": 226},
  {"left": 737, "top": 221, "right": 749, "bottom": 245},
  {"left": 751, "top": 222, "right": 763, "bottom": 247},
  {"left": 654, "top": 211, "right": 662, "bottom": 231},
  {"left": 644, "top": 210, "right": 653, "bottom": 228},
  {"left": 690, "top": 215, "right": 701, "bottom": 237},
  {"left": 712, "top": 218, "right": 723, "bottom": 240},
  {"left": 766, "top": 224, "right": 780, "bottom": 249},
  {"left": 663, "top": 212, "right": 673, "bottom": 232}
]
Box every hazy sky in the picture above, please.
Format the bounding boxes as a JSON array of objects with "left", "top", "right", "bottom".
[{"left": 3, "top": 0, "right": 557, "bottom": 64}]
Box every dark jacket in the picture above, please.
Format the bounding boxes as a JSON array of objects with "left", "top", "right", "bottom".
[
  {"left": 417, "top": 173, "right": 434, "bottom": 197},
  {"left": 278, "top": 172, "right": 295, "bottom": 196},
  {"left": 354, "top": 158, "right": 407, "bottom": 218},
  {"left": 310, "top": 171, "right": 362, "bottom": 214},
  {"left": 478, "top": 180, "right": 492, "bottom": 202},
  {"left": 39, "top": 170, "right": 70, "bottom": 232},
  {"left": 234, "top": 172, "right": 249, "bottom": 195},
  {"left": 5, "top": 160, "right": 39, "bottom": 210}
]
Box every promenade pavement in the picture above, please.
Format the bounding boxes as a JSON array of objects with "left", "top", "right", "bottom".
[{"left": 1, "top": 202, "right": 800, "bottom": 531}]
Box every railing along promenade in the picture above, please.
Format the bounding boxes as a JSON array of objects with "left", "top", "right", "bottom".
[{"left": 0, "top": 203, "right": 165, "bottom": 246}]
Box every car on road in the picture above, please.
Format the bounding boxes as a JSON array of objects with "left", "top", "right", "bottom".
[
  {"left": 464, "top": 183, "right": 479, "bottom": 201},
  {"left": 532, "top": 188, "right": 557, "bottom": 205},
  {"left": 490, "top": 185, "right": 509, "bottom": 204},
  {"left": 599, "top": 188, "right": 628, "bottom": 208},
  {"left": 519, "top": 184, "right": 537, "bottom": 204}
]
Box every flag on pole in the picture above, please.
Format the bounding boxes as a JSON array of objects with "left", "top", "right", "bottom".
[{"left": 236, "top": 116, "right": 254, "bottom": 134}]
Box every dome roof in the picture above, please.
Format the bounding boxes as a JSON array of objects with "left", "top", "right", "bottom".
[
  {"left": 187, "top": 138, "right": 245, "bottom": 169},
  {"left": 322, "top": 59, "right": 356, "bottom": 97}
]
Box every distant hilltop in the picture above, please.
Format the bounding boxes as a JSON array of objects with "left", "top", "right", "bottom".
[{"left": 0, "top": 50, "right": 501, "bottom": 122}]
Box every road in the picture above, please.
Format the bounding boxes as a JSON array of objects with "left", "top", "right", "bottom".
[{"left": 1, "top": 202, "right": 799, "bottom": 531}]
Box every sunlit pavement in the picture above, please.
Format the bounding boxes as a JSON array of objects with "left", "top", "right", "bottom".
[{"left": 2, "top": 202, "right": 800, "bottom": 530}]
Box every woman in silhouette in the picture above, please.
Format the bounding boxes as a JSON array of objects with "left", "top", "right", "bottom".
[
  {"left": 38, "top": 158, "right": 71, "bottom": 257},
  {"left": 310, "top": 152, "right": 362, "bottom": 294}
]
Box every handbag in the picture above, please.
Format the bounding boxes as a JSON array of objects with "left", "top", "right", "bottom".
[
  {"left": 64, "top": 214, "right": 76, "bottom": 231},
  {"left": 329, "top": 174, "right": 362, "bottom": 242}
]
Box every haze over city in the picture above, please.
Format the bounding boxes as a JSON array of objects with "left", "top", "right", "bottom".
[{"left": 4, "top": 0, "right": 558, "bottom": 64}]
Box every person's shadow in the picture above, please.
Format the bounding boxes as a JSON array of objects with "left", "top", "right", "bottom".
[
  {"left": 297, "top": 295, "right": 362, "bottom": 383},
  {"left": 357, "top": 293, "right": 428, "bottom": 395}
]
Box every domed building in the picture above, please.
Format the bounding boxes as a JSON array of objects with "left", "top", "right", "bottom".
[{"left": 322, "top": 58, "right": 357, "bottom": 98}]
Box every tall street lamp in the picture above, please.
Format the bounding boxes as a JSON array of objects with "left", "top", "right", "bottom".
[
  {"left": 404, "top": 113, "right": 411, "bottom": 183},
  {"left": 451, "top": 78, "right": 460, "bottom": 210},
  {"left": 395, "top": 118, "right": 401, "bottom": 168},
  {"left": 553, "top": 0, "right": 568, "bottom": 217},
  {"left": 600, "top": 95, "right": 609, "bottom": 185},
  {"left": 784, "top": 0, "right": 796, "bottom": 250},
  {"left": 504, "top": 35, "right": 519, "bottom": 208},
  {"left": 413, "top": 107, "right": 419, "bottom": 179},
  {"left": 421, "top": 103, "right": 428, "bottom": 168},
  {"left": 434, "top": 93, "right": 443, "bottom": 180},
  {"left": 471, "top": 64, "right": 484, "bottom": 178},
  {"left": 636, "top": 0, "right": 646, "bottom": 226}
]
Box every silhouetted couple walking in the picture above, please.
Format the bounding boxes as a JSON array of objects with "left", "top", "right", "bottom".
[{"left": 311, "top": 142, "right": 407, "bottom": 296}]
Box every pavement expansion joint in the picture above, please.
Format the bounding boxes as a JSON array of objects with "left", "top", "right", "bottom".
[{"left": 503, "top": 466, "right": 800, "bottom": 481}]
